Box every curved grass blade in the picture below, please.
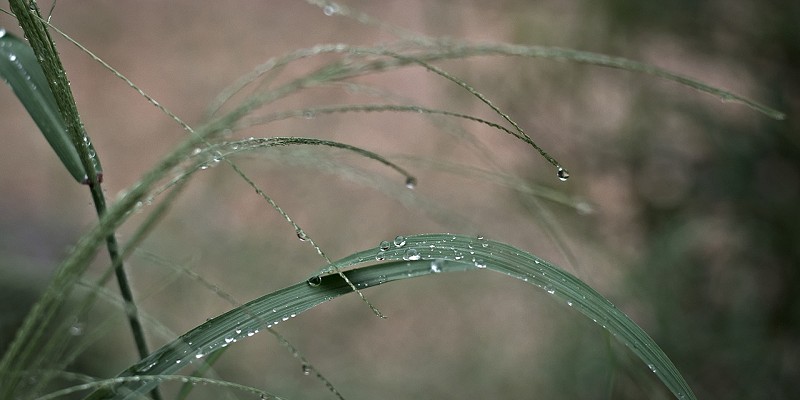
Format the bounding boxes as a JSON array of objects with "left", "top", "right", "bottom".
[
  {"left": 87, "top": 234, "right": 695, "bottom": 400},
  {"left": 39, "top": 375, "right": 287, "bottom": 400},
  {"left": 0, "top": 29, "right": 87, "bottom": 182}
]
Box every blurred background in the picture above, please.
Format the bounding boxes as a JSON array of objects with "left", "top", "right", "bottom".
[{"left": 1, "top": 1, "right": 797, "bottom": 399}]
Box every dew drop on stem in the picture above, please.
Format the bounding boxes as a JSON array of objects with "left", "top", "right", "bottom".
[
  {"left": 322, "top": 4, "right": 338, "bottom": 16},
  {"left": 557, "top": 166, "right": 570, "bottom": 181},
  {"left": 405, "top": 176, "right": 417, "bottom": 189}
]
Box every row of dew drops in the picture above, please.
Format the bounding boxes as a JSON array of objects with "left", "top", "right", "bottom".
[{"left": 385, "top": 235, "right": 490, "bottom": 271}]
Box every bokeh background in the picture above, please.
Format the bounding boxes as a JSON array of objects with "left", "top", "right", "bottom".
[{"left": 1, "top": 1, "right": 797, "bottom": 399}]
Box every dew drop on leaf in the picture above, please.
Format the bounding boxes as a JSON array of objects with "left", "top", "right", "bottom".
[
  {"left": 306, "top": 275, "right": 322, "bottom": 287},
  {"left": 430, "top": 259, "right": 444, "bottom": 273},
  {"left": 393, "top": 235, "right": 406, "bottom": 247},
  {"left": 403, "top": 248, "right": 420, "bottom": 261},
  {"left": 379, "top": 240, "right": 391, "bottom": 251},
  {"left": 69, "top": 322, "right": 84, "bottom": 336}
]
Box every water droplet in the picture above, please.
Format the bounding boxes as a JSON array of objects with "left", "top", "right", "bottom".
[
  {"left": 303, "top": 110, "right": 315, "bottom": 119},
  {"left": 476, "top": 235, "right": 489, "bottom": 248},
  {"left": 647, "top": 364, "right": 657, "bottom": 373},
  {"left": 405, "top": 176, "right": 417, "bottom": 189},
  {"left": 375, "top": 251, "right": 385, "bottom": 261},
  {"left": 473, "top": 258, "right": 487, "bottom": 268},
  {"left": 430, "top": 259, "right": 444, "bottom": 273},
  {"left": 557, "top": 167, "right": 570, "bottom": 181},
  {"left": 302, "top": 364, "right": 312, "bottom": 375},
  {"left": 575, "top": 201, "right": 594, "bottom": 215},
  {"left": 194, "top": 353, "right": 204, "bottom": 359},
  {"left": 0, "top": 28, "right": 6, "bottom": 38},
  {"left": 322, "top": 4, "right": 338, "bottom": 16},
  {"left": 296, "top": 230, "right": 308, "bottom": 241},
  {"left": 191, "top": 148, "right": 202, "bottom": 156},
  {"left": 379, "top": 240, "right": 391, "bottom": 251},
  {"left": 566, "top": 300, "right": 573, "bottom": 307},
  {"left": 545, "top": 285, "right": 556, "bottom": 294},
  {"left": 69, "top": 322, "right": 84, "bottom": 336},
  {"left": 393, "top": 235, "right": 406, "bottom": 247},
  {"left": 8, "top": 54, "right": 16, "bottom": 62},
  {"left": 307, "top": 275, "right": 322, "bottom": 287},
  {"left": 403, "top": 248, "right": 420, "bottom": 261}
]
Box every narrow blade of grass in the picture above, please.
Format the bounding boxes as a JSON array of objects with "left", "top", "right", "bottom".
[
  {"left": 85, "top": 234, "right": 695, "bottom": 400},
  {"left": 0, "top": 30, "right": 86, "bottom": 182}
]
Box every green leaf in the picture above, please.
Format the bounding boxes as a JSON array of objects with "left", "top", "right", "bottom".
[
  {"left": 85, "top": 234, "right": 696, "bottom": 400},
  {"left": 0, "top": 29, "right": 88, "bottom": 183}
]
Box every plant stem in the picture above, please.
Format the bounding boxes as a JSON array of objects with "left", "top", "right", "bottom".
[{"left": 8, "top": 1, "right": 160, "bottom": 399}]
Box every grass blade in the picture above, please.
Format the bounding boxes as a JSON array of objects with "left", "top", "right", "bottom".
[
  {"left": 86, "top": 234, "right": 695, "bottom": 400},
  {"left": 0, "top": 30, "right": 86, "bottom": 182}
]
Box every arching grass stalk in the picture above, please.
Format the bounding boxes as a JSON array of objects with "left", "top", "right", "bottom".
[{"left": 81, "top": 234, "right": 696, "bottom": 400}]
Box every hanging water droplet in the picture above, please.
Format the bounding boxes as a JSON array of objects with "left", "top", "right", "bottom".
[
  {"left": 473, "top": 258, "right": 487, "bottom": 268},
  {"left": 296, "top": 230, "right": 308, "bottom": 241},
  {"left": 403, "top": 248, "right": 420, "bottom": 261},
  {"left": 379, "top": 240, "right": 391, "bottom": 251},
  {"left": 405, "top": 176, "right": 417, "bottom": 189},
  {"left": 430, "top": 259, "right": 444, "bottom": 273},
  {"left": 557, "top": 167, "right": 570, "bottom": 181},
  {"left": 322, "top": 4, "right": 338, "bottom": 16},
  {"left": 302, "top": 364, "right": 312, "bottom": 375},
  {"left": 647, "top": 364, "right": 657, "bottom": 373},
  {"left": 307, "top": 275, "right": 322, "bottom": 287},
  {"left": 393, "top": 235, "right": 406, "bottom": 247},
  {"left": 566, "top": 300, "right": 573, "bottom": 307}
]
